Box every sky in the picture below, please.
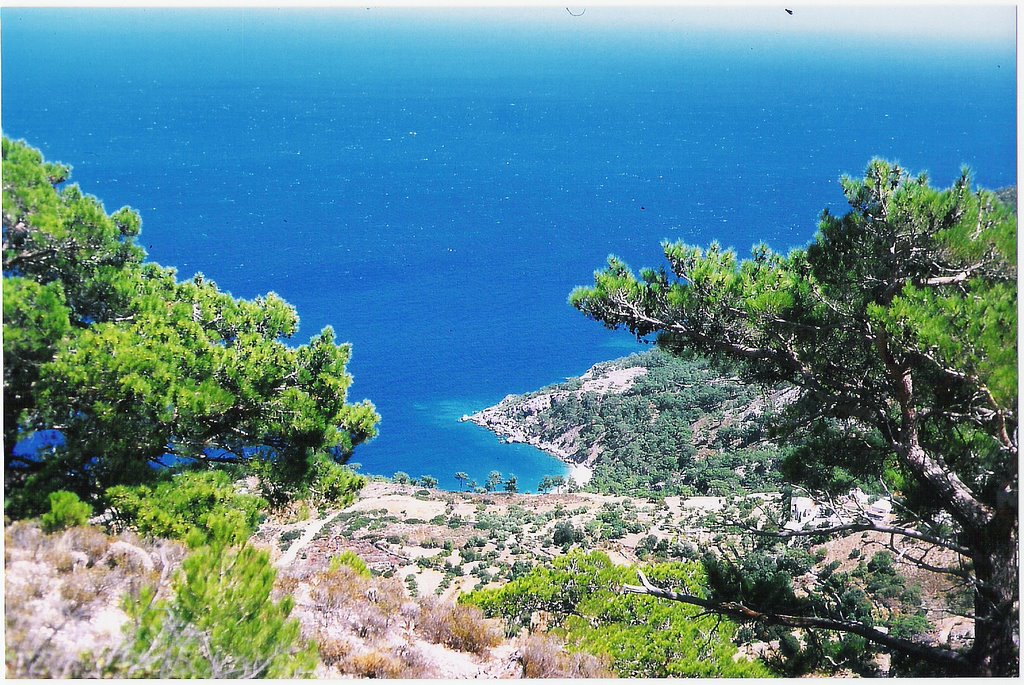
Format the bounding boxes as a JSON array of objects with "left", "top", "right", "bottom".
[{"left": 0, "top": 1, "right": 1016, "bottom": 47}]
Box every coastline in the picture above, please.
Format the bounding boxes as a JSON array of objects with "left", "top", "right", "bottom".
[
  {"left": 459, "top": 359, "right": 648, "bottom": 488},
  {"left": 460, "top": 410, "right": 593, "bottom": 486}
]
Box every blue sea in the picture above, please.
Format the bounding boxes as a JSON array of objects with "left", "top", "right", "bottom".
[{"left": 1, "top": 8, "right": 1016, "bottom": 492}]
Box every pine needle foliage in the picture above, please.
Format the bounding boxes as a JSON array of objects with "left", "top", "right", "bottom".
[
  {"left": 570, "top": 160, "right": 1017, "bottom": 675},
  {"left": 465, "top": 550, "right": 771, "bottom": 677},
  {"left": 105, "top": 515, "right": 316, "bottom": 678},
  {"left": 2, "top": 137, "right": 378, "bottom": 516}
]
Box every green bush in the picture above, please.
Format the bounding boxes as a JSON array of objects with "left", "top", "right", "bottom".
[
  {"left": 40, "top": 490, "right": 93, "bottom": 532},
  {"left": 330, "top": 550, "right": 371, "bottom": 578},
  {"left": 105, "top": 470, "right": 266, "bottom": 543},
  {"left": 105, "top": 515, "right": 317, "bottom": 678},
  {"left": 249, "top": 451, "right": 365, "bottom": 509},
  {"left": 552, "top": 521, "right": 583, "bottom": 549}
]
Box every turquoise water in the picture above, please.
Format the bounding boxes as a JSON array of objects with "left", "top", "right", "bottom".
[{"left": 1, "top": 8, "right": 1015, "bottom": 491}]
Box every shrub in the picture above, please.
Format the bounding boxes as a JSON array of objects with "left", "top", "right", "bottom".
[
  {"left": 309, "top": 564, "right": 406, "bottom": 637},
  {"left": 60, "top": 525, "right": 111, "bottom": 562},
  {"left": 518, "top": 634, "right": 614, "bottom": 678},
  {"left": 328, "top": 550, "right": 371, "bottom": 578},
  {"left": 552, "top": 521, "right": 583, "bottom": 549},
  {"left": 316, "top": 632, "right": 352, "bottom": 667},
  {"left": 105, "top": 470, "right": 266, "bottom": 543},
  {"left": 349, "top": 650, "right": 404, "bottom": 678},
  {"left": 466, "top": 550, "right": 771, "bottom": 678},
  {"left": 103, "top": 515, "right": 316, "bottom": 678},
  {"left": 417, "top": 596, "right": 503, "bottom": 654},
  {"left": 278, "top": 528, "right": 303, "bottom": 550},
  {"left": 5, "top": 519, "right": 44, "bottom": 557},
  {"left": 41, "top": 491, "right": 93, "bottom": 532},
  {"left": 59, "top": 568, "right": 106, "bottom": 617},
  {"left": 253, "top": 452, "right": 365, "bottom": 509},
  {"left": 405, "top": 573, "right": 419, "bottom": 598},
  {"left": 345, "top": 646, "right": 430, "bottom": 678}
]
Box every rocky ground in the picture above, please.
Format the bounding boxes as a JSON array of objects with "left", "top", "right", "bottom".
[
  {"left": 6, "top": 480, "right": 974, "bottom": 678},
  {"left": 254, "top": 481, "right": 706, "bottom": 601}
]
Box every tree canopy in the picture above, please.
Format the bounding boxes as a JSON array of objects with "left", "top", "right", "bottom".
[
  {"left": 3, "top": 137, "right": 379, "bottom": 515},
  {"left": 465, "top": 550, "right": 771, "bottom": 677},
  {"left": 571, "top": 160, "right": 1017, "bottom": 675}
]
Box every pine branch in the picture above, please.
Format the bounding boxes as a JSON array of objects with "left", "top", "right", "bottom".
[
  {"left": 727, "top": 518, "right": 971, "bottom": 558},
  {"left": 623, "top": 570, "right": 969, "bottom": 672}
]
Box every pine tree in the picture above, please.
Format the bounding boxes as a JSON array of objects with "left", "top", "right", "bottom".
[
  {"left": 571, "top": 160, "right": 1017, "bottom": 675},
  {"left": 2, "top": 138, "right": 379, "bottom": 514}
]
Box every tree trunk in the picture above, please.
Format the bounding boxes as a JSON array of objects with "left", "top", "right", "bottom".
[{"left": 970, "top": 509, "right": 1019, "bottom": 676}]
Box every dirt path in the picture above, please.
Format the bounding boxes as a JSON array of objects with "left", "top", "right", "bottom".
[{"left": 274, "top": 510, "right": 341, "bottom": 569}]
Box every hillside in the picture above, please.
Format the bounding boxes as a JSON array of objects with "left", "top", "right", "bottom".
[
  {"left": 5, "top": 482, "right": 754, "bottom": 678},
  {"left": 7, "top": 481, "right": 970, "bottom": 678},
  {"left": 465, "top": 349, "right": 795, "bottom": 496}
]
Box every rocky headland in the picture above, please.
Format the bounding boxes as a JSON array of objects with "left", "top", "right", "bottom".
[{"left": 461, "top": 359, "right": 648, "bottom": 485}]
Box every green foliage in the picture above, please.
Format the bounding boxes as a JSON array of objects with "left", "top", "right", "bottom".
[
  {"left": 552, "top": 521, "right": 584, "bottom": 549},
  {"left": 570, "top": 162, "right": 1015, "bottom": 502},
  {"left": 108, "top": 515, "right": 316, "bottom": 678},
  {"left": 3, "top": 138, "right": 379, "bottom": 515},
  {"left": 537, "top": 475, "right": 565, "bottom": 493},
  {"left": 701, "top": 543, "right": 930, "bottom": 676},
  {"left": 595, "top": 502, "right": 645, "bottom": 540},
  {"left": 303, "top": 453, "right": 366, "bottom": 508},
  {"left": 465, "top": 550, "right": 770, "bottom": 677},
  {"left": 569, "top": 160, "right": 1017, "bottom": 672},
  {"left": 485, "top": 470, "right": 503, "bottom": 492},
  {"left": 493, "top": 349, "right": 785, "bottom": 497},
  {"left": 40, "top": 490, "right": 93, "bottom": 532},
  {"left": 3, "top": 277, "right": 70, "bottom": 472},
  {"left": 105, "top": 470, "right": 266, "bottom": 543},
  {"left": 329, "top": 550, "right": 371, "bottom": 578}
]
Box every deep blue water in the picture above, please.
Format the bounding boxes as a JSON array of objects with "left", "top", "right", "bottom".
[{"left": 2, "top": 9, "right": 1016, "bottom": 492}]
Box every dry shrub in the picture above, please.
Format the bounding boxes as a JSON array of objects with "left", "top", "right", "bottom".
[
  {"left": 373, "top": 577, "right": 407, "bottom": 613},
  {"left": 59, "top": 568, "right": 109, "bottom": 617},
  {"left": 5, "top": 523, "right": 171, "bottom": 678},
  {"left": 43, "top": 547, "right": 81, "bottom": 573},
  {"left": 309, "top": 566, "right": 406, "bottom": 627},
  {"left": 386, "top": 644, "right": 432, "bottom": 678},
  {"left": 315, "top": 632, "right": 353, "bottom": 667},
  {"left": 5, "top": 567, "right": 50, "bottom": 613},
  {"left": 348, "top": 601, "right": 390, "bottom": 638},
  {"left": 5, "top": 519, "right": 44, "bottom": 558},
  {"left": 349, "top": 649, "right": 405, "bottom": 678},
  {"left": 99, "top": 540, "right": 155, "bottom": 573},
  {"left": 417, "top": 596, "right": 503, "bottom": 655},
  {"left": 60, "top": 525, "right": 112, "bottom": 563},
  {"left": 275, "top": 573, "right": 301, "bottom": 597},
  {"left": 309, "top": 565, "right": 368, "bottom": 611},
  {"left": 518, "top": 634, "right": 613, "bottom": 678},
  {"left": 151, "top": 538, "right": 188, "bottom": 574},
  {"left": 343, "top": 645, "right": 431, "bottom": 679}
]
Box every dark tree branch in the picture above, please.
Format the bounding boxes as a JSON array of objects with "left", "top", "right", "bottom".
[
  {"left": 727, "top": 518, "right": 971, "bottom": 558},
  {"left": 623, "top": 570, "right": 970, "bottom": 672}
]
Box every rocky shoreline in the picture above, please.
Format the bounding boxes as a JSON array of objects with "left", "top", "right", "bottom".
[{"left": 459, "top": 359, "right": 648, "bottom": 486}]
